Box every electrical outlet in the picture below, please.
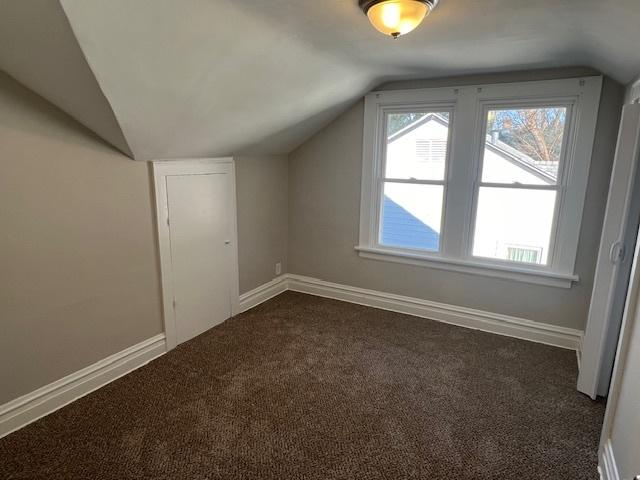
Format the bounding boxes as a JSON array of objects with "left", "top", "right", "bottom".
[{"left": 275, "top": 262, "right": 282, "bottom": 276}]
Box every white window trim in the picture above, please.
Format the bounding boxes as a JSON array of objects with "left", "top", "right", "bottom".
[{"left": 357, "top": 77, "right": 603, "bottom": 288}]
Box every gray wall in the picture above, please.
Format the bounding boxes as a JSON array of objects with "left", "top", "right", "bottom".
[
  {"left": 0, "top": 67, "right": 625, "bottom": 406},
  {"left": 0, "top": 72, "right": 163, "bottom": 404},
  {"left": 288, "top": 75, "right": 624, "bottom": 330},
  {"left": 0, "top": 74, "right": 290, "bottom": 405},
  {"left": 235, "top": 156, "right": 289, "bottom": 294}
]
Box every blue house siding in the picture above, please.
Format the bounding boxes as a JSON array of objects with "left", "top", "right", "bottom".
[{"left": 380, "top": 196, "right": 439, "bottom": 251}]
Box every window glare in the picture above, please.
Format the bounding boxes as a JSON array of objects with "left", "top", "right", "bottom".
[{"left": 473, "top": 187, "right": 556, "bottom": 265}]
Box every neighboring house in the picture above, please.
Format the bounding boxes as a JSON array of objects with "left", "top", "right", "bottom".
[{"left": 382, "top": 113, "right": 556, "bottom": 264}]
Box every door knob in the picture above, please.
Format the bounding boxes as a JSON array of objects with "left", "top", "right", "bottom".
[
  {"left": 610, "top": 241, "right": 625, "bottom": 264},
  {"left": 224, "top": 240, "right": 231, "bottom": 245}
]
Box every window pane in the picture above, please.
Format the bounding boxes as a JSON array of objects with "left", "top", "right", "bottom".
[
  {"left": 472, "top": 187, "right": 556, "bottom": 265},
  {"left": 380, "top": 183, "right": 443, "bottom": 251},
  {"left": 385, "top": 112, "right": 450, "bottom": 181},
  {"left": 482, "top": 107, "right": 567, "bottom": 185}
]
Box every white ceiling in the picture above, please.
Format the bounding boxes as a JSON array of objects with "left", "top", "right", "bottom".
[{"left": 1, "top": 0, "right": 639, "bottom": 160}]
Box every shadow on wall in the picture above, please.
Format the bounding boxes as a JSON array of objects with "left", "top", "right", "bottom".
[{"left": 381, "top": 195, "right": 439, "bottom": 250}]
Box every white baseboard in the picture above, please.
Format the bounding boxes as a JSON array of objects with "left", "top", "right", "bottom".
[
  {"left": 241, "top": 274, "right": 583, "bottom": 351},
  {"left": 600, "top": 440, "right": 620, "bottom": 480},
  {"left": 1, "top": 275, "right": 584, "bottom": 440},
  {"left": 0, "top": 334, "right": 166, "bottom": 439},
  {"left": 239, "top": 275, "right": 288, "bottom": 312}
]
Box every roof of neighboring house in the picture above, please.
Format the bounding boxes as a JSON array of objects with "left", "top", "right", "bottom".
[
  {"left": 388, "top": 113, "right": 556, "bottom": 185},
  {"left": 381, "top": 196, "right": 439, "bottom": 251}
]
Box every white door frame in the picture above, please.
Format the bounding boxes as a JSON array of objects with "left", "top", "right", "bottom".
[
  {"left": 152, "top": 158, "right": 240, "bottom": 351},
  {"left": 598, "top": 219, "right": 640, "bottom": 478},
  {"left": 578, "top": 104, "right": 640, "bottom": 398}
]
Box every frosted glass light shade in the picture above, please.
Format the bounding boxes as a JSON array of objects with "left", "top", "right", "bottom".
[{"left": 366, "top": 0, "right": 430, "bottom": 38}]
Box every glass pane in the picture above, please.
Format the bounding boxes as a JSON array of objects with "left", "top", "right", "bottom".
[
  {"left": 472, "top": 187, "right": 556, "bottom": 265},
  {"left": 385, "top": 112, "right": 450, "bottom": 181},
  {"left": 380, "top": 183, "right": 443, "bottom": 251},
  {"left": 482, "top": 107, "right": 567, "bottom": 185}
]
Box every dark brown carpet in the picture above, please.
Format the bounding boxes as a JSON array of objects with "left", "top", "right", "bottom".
[{"left": 0, "top": 292, "right": 604, "bottom": 479}]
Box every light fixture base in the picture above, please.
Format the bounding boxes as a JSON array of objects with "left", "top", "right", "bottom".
[{"left": 358, "top": 0, "right": 439, "bottom": 15}]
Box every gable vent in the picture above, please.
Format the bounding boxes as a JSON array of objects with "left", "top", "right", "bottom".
[{"left": 416, "top": 139, "right": 447, "bottom": 162}]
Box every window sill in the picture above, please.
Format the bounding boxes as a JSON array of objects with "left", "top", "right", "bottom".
[{"left": 354, "top": 246, "right": 579, "bottom": 288}]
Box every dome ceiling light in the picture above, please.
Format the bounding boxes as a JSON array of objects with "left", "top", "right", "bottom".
[{"left": 359, "top": 0, "right": 439, "bottom": 38}]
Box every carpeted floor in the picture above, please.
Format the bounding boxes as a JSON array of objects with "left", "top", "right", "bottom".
[{"left": 0, "top": 292, "right": 604, "bottom": 479}]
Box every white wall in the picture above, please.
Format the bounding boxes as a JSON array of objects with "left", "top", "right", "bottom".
[{"left": 608, "top": 313, "right": 640, "bottom": 478}]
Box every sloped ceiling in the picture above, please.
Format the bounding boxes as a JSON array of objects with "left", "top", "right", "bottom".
[
  {"left": 0, "top": 0, "right": 133, "bottom": 157},
  {"left": 2, "top": 0, "right": 640, "bottom": 160}
]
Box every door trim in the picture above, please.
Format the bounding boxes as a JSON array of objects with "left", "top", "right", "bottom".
[
  {"left": 152, "top": 158, "right": 240, "bottom": 351},
  {"left": 598, "top": 219, "right": 640, "bottom": 476},
  {"left": 578, "top": 104, "right": 640, "bottom": 398}
]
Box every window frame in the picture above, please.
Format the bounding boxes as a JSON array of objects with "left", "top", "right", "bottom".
[
  {"left": 377, "top": 107, "right": 455, "bottom": 255},
  {"left": 356, "top": 77, "right": 603, "bottom": 288},
  {"left": 467, "top": 100, "right": 575, "bottom": 269}
]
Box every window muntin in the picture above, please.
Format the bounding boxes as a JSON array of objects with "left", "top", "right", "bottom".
[
  {"left": 379, "top": 110, "right": 452, "bottom": 252},
  {"left": 471, "top": 106, "right": 569, "bottom": 266}
]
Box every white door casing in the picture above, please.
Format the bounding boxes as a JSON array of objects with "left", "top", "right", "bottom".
[
  {"left": 153, "top": 158, "right": 240, "bottom": 350},
  {"left": 579, "top": 104, "right": 640, "bottom": 398},
  {"left": 598, "top": 219, "right": 640, "bottom": 480}
]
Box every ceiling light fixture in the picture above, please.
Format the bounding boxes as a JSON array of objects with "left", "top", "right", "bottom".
[{"left": 360, "top": 0, "right": 439, "bottom": 39}]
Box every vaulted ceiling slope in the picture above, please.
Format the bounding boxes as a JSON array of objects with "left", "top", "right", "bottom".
[
  {"left": 0, "top": 0, "right": 133, "bottom": 157},
  {"left": 2, "top": 0, "right": 640, "bottom": 160}
]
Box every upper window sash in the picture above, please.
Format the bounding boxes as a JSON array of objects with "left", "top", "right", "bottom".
[
  {"left": 475, "top": 102, "right": 575, "bottom": 187},
  {"left": 380, "top": 108, "right": 454, "bottom": 182}
]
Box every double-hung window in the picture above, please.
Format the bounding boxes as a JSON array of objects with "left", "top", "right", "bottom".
[
  {"left": 357, "top": 77, "right": 603, "bottom": 288},
  {"left": 380, "top": 110, "right": 452, "bottom": 252}
]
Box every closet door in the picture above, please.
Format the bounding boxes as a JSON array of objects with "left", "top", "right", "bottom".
[
  {"left": 166, "top": 171, "right": 234, "bottom": 344},
  {"left": 155, "top": 159, "right": 238, "bottom": 349}
]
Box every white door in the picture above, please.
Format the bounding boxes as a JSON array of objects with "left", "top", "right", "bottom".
[
  {"left": 598, "top": 224, "right": 640, "bottom": 480},
  {"left": 166, "top": 172, "right": 234, "bottom": 344},
  {"left": 154, "top": 159, "right": 239, "bottom": 349},
  {"left": 579, "top": 104, "right": 640, "bottom": 398}
]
